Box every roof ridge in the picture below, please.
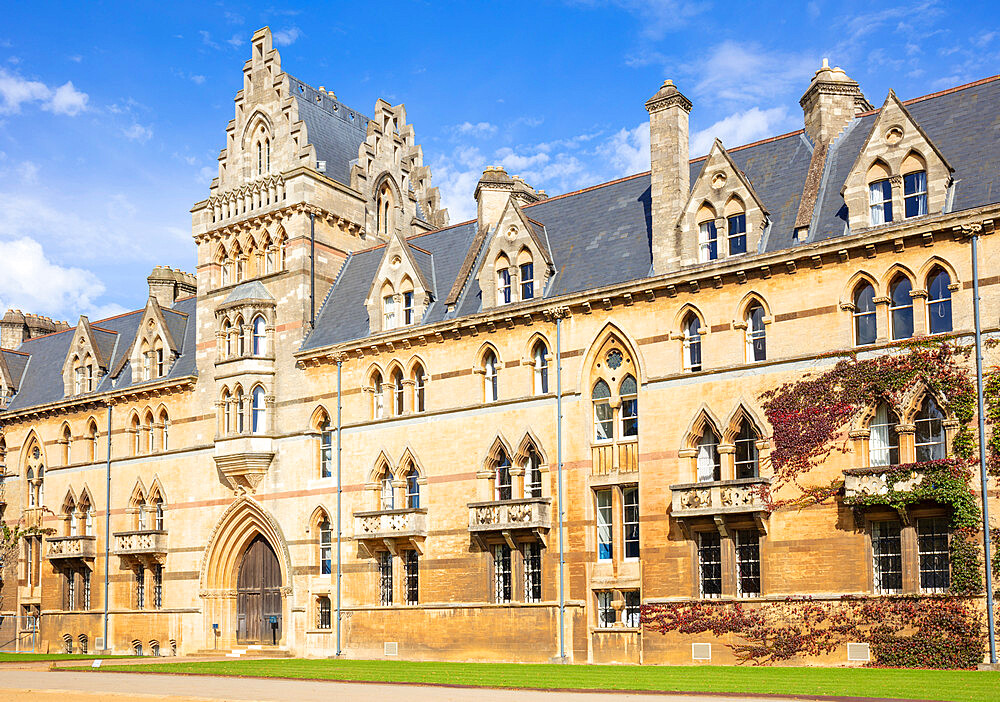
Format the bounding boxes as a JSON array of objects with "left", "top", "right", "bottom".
[
  {"left": 857, "top": 73, "right": 1000, "bottom": 118},
  {"left": 407, "top": 243, "right": 433, "bottom": 255},
  {"left": 90, "top": 325, "right": 117, "bottom": 334},
  {"left": 522, "top": 171, "right": 650, "bottom": 209}
]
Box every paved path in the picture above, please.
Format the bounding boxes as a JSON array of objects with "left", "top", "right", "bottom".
[{"left": 0, "top": 669, "right": 821, "bottom": 702}]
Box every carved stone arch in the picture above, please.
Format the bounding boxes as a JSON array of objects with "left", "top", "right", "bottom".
[
  {"left": 514, "top": 429, "right": 549, "bottom": 466},
  {"left": 309, "top": 405, "right": 331, "bottom": 431},
  {"left": 240, "top": 109, "right": 275, "bottom": 150},
  {"left": 397, "top": 446, "right": 424, "bottom": 479},
  {"left": 365, "top": 362, "right": 385, "bottom": 385},
  {"left": 147, "top": 476, "right": 166, "bottom": 504},
  {"left": 900, "top": 148, "right": 927, "bottom": 175},
  {"left": 672, "top": 303, "right": 708, "bottom": 332},
  {"left": 683, "top": 406, "right": 724, "bottom": 448},
  {"left": 199, "top": 496, "right": 293, "bottom": 593},
  {"left": 522, "top": 332, "right": 552, "bottom": 363},
  {"left": 21, "top": 429, "right": 45, "bottom": 474},
  {"left": 696, "top": 200, "right": 717, "bottom": 222},
  {"left": 865, "top": 157, "right": 892, "bottom": 182},
  {"left": 369, "top": 450, "right": 395, "bottom": 483},
  {"left": 843, "top": 270, "right": 881, "bottom": 303},
  {"left": 722, "top": 402, "right": 768, "bottom": 443},
  {"left": 129, "top": 479, "right": 148, "bottom": 508},
  {"left": 852, "top": 398, "right": 900, "bottom": 432},
  {"left": 900, "top": 379, "right": 950, "bottom": 424},
  {"left": 724, "top": 193, "right": 746, "bottom": 217},
  {"left": 405, "top": 354, "right": 428, "bottom": 378},
  {"left": 578, "top": 321, "right": 646, "bottom": 391},
  {"left": 77, "top": 485, "right": 94, "bottom": 509},
  {"left": 475, "top": 341, "right": 502, "bottom": 368},
  {"left": 482, "top": 434, "right": 515, "bottom": 470},
  {"left": 882, "top": 262, "right": 916, "bottom": 290},
  {"left": 385, "top": 359, "right": 405, "bottom": 379},
  {"left": 372, "top": 170, "right": 403, "bottom": 203},
  {"left": 61, "top": 487, "right": 77, "bottom": 513},
  {"left": 917, "top": 255, "right": 960, "bottom": 288},
  {"left": 308, "top": 504, "right": 331, "bottom": 531},
  {"left": 736, "top": 291, "right": 771, "bottom": 321}
]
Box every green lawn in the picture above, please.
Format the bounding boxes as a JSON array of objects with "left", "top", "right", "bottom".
[
  {"left": 92, "top": 658, "right": 1000, "bottom": 701},
  {"left": 0, "top": 652, "right": 132, "bottom": 662}
]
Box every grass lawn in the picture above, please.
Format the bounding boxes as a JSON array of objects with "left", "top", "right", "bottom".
[
  {"left": 93, "top": 658, "right": 1000, "bottom": 701},
  {"left": 0, "top": 652, "right": 132, "bottom": 662}
]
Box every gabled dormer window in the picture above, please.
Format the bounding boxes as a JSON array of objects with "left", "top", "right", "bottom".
[
  {"left": 727, "top": 213, "right": 746, "bottom": 255},
  {"left": 496, "top": 253, "right": 512, "bottom": 305},
  {"left": 520, "top": 261, "right": 534, "bottom": 300},
  {"left": 403, "top": 291, "right": 414, "bottom": 325},
  {"left": 383, "top": 294, "right": 397, "bottom": 330},
  {"left": 698, "top": 219, "right": 718, "bottom": 262}
]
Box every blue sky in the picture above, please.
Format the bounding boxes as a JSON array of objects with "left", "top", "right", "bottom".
[{"left": 0, "top": 1, "right": 997, "bottom": 322}]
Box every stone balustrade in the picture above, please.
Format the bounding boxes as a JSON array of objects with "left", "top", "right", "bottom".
[
  {"left": 353, "top": 508, "right": 427, "bottom": 540},
  {"left": 468, "top": 497, "right": 551, "bottom": 533},
  {"left": 46, "top": 535, "right": 97, "bottom": 560},
  {"left": 113, "top": 530, "right": 168, "bottom": 556},
  {"left": 669, "top": 478, "right": 771, "bottom": 517},
  {"left": 843, "top": 467, "right": 924, "bottom": 498}
]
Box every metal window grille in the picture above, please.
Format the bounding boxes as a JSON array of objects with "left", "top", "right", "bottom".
[
  {"left": 596, "top": 591, "right": 615, "bottom": 628},
  {"left": 405, "top": 551, "right": 419, "bottom": 605},
  {"left": 317, "top": 597, "right": 332, "bottom": 629},
  {"left": 494, "top": 544, "right": 512, "bottom": 603},
  {"left": 918, "top": 517, "right": 950, "bottom": 593},
  {"left": 379, "top": 551, "right": 393, "bottom": 606},
  {"left": 698, "top": 531, "right": 723, "bottom": 598},
  {"left": 82, "top": 569, "right": 91, "bottom": 610},
  {"left": 623, "top": 487, "right": 639, "bottom": 559},
  {"left": 623, "top": 590, "right": 641, "bottom": 627},
  {"left": 872, "top": 521, "right": 903, "bottom": 594},
  {"left": 66, "top": 571, "right": 76, "bottom": 610},
  {"left": 524, "top": 543, "right": 542, "bottom": 603},
  {"left": 136, "top": 568, "right": 145, "bottom": 610},
  {"left": 735, "top": 529, "right": 761, "bottom": 597},
  {"left": 596, "top": 489, "right": 613, "bottom": 560},
  {"left": 153, "top": 565, "right": 163, "bottom": 609}
]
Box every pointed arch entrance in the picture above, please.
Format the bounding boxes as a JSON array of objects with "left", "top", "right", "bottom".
[{"left": 236, "top": 535, "right": 282, "bottom": 644}]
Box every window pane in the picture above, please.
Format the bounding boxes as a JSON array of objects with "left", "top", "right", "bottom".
[
  {"left": 918, "top": 517, "right": 950, "bottom": 593},
  {"left": 890, "top": 278, "right": 914, "bottom": 340},
  {"left": 379, "top": 551, "right": 393, "bottom": 606},
  {"left": 405, "top": 551, "right": 419, "bottom": 605},
  {"left": 869, "top": 403, "right": 900, "bottom": 466},
  {"left": 734, "top": 420, "right": 759, "bottom": 479},
  {"left": 915, "top": 397, "right": 946, "bottom": 461},
  {"left": 735, "top": 530, "right": 761, "bottom": 597},
  {"left": 872, "top": 521, "right": 902, "bottom": 594},
  {"left": 494, "top": 544, "right": 512, "bottom": 603},
  {"left": 904, "top": 171, "right": 928, "bottom": 218},
  {"left": 699, "top": 221, "right": 718, "bottom": 261},
  {"left": 623, "top": 590, "right": 641, "bottom": 628},
  {"left": 684, "top": 315, "right": 702, "bottom": 371},
  {"left": 927, "top": 269, "right": 952, "bottom": 334},
  {"left": 727, "top": 213, "right": 747, "bottom": 255},
  {"left": 594, "top": 400, "right": 613, "bottom": 441},
  {"left": 623, "top": 487, "right": 639, "bottom": 559},
  {"left": 596, "top": 591, "right": 615, "bottom": 628},
  {"left": 698, "top": 531, "right": 722, "bottom": 598},
  {"left": 596, "top": 489, "right": 613, "bottom": 560},
  {"left": 520, "top": 262, "right": 534, "bottom": 300},
  {"left": 524, "top": 542, "right": 542, "bottom": 603},
  {"left": 697, "top": 429, "right": 720, "bottom": 482}
]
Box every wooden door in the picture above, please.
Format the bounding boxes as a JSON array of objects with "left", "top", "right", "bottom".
[{"left": 236, "top": 536, "right": 282, "bottom": 644}]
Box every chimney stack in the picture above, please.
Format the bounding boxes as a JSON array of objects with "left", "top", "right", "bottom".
[
  {"left": 147, "top": 266, "right": 198, "bottom": 308},
  {"left": 645, "top": 79, "right": 693, "bottom": 275},
  {"left": 800, "top": 59, "right": 872, "bottom": 145},
  {"left": 474, "top": 166, "right": 545, "bottom": 232}
]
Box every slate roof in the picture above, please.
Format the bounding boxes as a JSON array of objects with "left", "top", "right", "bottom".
[
  {"left": 1, "top": 296, "right": 197, "bottom": 413},
  {"left": 288, "top": 75, "right": 370, "bottom": 187},
  {"left": 302, "top": 74, "right": 1000, "bottom": 353},
  {"left": 224, "top": 280, "right": 274, "bottom": 303},
  {"left": 1, "top": 349, "right": 29, "bottom": 390}
]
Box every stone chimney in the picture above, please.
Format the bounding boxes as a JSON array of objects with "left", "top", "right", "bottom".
[
  {"left": 1, "top": 309, "right": 27, "bottom": 349},
  {"left": 800, "top": 59, "right": 873, "bottom": 145},
  {"left": 645, "top": 79, "right": 693, "bottom": 275},
  {"left": 474, "top": 166, "right": 545, "bottom": 232},
  {"left": 147, "top": 266, "right": 198, "bottom": 308}
]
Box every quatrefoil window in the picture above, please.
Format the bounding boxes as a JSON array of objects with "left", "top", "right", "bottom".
[{"left": 606, "top": 349, "right": 624, "bottom": 370}]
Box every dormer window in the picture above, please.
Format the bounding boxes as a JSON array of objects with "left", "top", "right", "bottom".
[
  {"left": 402, "top": 291, "right": 414, "bottom": 325},
  {"left": 496, "top": 253, "right": 512, "bottom": 305},
  {"left": 869, "top": 178, "right": 893, "bottom": 225},
  {"left": 520, "top": 261, "right": 534, "bottom": 300},
  {"left": 904, "top": 171, "right": 927, "bottom": 218},
  {"left": 383, "top": 294, "right": 396, "bottom": 330},
  {"left": 155, "top": 348, "right": 164, "bottom": 377}
]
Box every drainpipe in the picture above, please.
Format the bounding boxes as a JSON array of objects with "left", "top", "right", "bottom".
[
  {"left": 555, "top": 312, "right": 566, "bottom": 662},
  {"left": 103, "top": 402, "right": 112, "bottom": 652},
  {"left": 336, "top": 357, "right": 343, "bottom": 657},
  {"left": 972, "top": 230, "right": 997, "bottom": 664},
  {"left": 310, "top": 212, "right": 316, "bottom": 329}
]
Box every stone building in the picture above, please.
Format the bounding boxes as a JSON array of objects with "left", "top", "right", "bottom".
[{"left": 1, "top": 27, "right": 999, "bottom": 664}]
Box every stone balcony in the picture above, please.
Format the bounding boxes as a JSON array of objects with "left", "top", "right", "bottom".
[
  {"left": 669, "top": 478, "right": 771, "bottom": 532},
  {"left": 353, "top": 508, "right": 426, "bottom": 555},
  {"left": 843, "top": 466, "right": 924, "bottom": 499},
  {"left": 113, "top": 530, "right": 167, "bottom": 565},
  {"left": 468, "top": 497, "right": 551, "bottom": 546},
  {"left": 46, "top": 535, "right": 97, "bottom": 561}
]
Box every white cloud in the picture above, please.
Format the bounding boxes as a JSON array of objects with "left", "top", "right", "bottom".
[
  {"left": 692, "top": 42, "right": 816, "bottom": 104},
  {"left": 198, "top": 165, "right": 217, "bottom": 183},
  {"left": 455, "top": 121, "right": 498, "bottom": 137},
  {"left": 597, "top": 122, "right": 650, "bottom": 176},
  {"left": 199, "top": 30, "right": 219, "bottom": 49},
  {"left": 273, "top": 27, "right": 301, "bottom": 46},
  {"left": 494, "top": 148, "right": 549, "bottom": 171},
  {"left": 690, "top": 106, "right": 792, "bottom": 156},
  {"left": 190, "top": 74, "right": 206, "bottom": 85},
  {"left": 226, "top": 34, "right": 243, "bottom": 49},
  {"left": 17, "top": 160, "right": 39, "bottom": 184},
  {"left": 69, "top": 54, "right": 82, "bottom": 63},
  {"left": 0, "top": 68, "right": 88, "bottom": 116},
  {"left": 122, "top": 123, "right": 153, "bottom": 143},
  {"left": 0, "top": 237, "right": 122, "bottom": 319}
]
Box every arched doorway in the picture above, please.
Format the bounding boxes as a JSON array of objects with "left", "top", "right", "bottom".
[{"left": 236, "top": 535, "right": 282, "bottom": 644}]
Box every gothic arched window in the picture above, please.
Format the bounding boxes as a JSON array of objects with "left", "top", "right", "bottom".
[
  {"left": 697, "top": 426, "right": 721, "bottom": 483},
  {"left": 869, "top": 402, "right": 900, "bottom": 467},
  {"left": 853, "top": 282, "right": 877, "bottom": 346},
  {"left": 915, "top": 396, "right": 946, "bottom": 461},
  {"left": 927, "top": 267, "right": 952, "bottom": 334},
  {"left": 890, "top": 275, "right": 914, "bottom": 340}
]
